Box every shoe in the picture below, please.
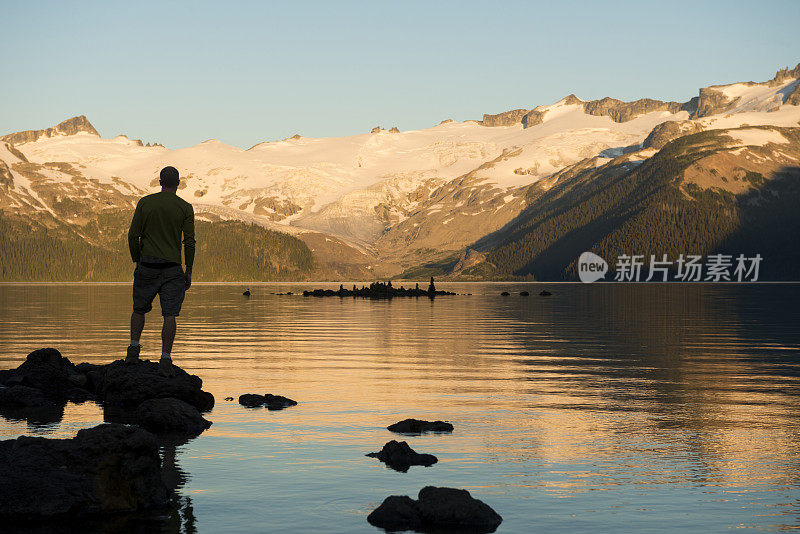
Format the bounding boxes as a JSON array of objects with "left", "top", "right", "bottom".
[
  {"left": 158, "top": 358, "right": 176, "bottom": 377},
  {"left": 125, "top": 344, "right": 141, "bottom": 364}
]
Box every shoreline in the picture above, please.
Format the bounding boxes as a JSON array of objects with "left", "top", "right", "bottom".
[{"left": 0, "top": 281, "right": 798, "bottom": 285}]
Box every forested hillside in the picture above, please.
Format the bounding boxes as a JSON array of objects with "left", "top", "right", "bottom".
[
  {"left": 471, "top": 127, "right": 800, "bottom": 281},
  {"left": 0, "top": 211, "right": 317, "bottom": 281}
]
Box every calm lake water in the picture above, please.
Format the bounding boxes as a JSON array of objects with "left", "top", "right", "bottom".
[{"left": 1, "top": 283, "right": 799, "bottom": 533}]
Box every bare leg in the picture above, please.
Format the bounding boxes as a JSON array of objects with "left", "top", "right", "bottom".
[
  {"left": 162, "top": 316, "right": 177, "bottom": 355},
  {"left": 130, "top": 312, "right": 145, "bottom": 343}
]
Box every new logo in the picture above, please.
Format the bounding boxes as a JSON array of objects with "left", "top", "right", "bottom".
[{"left": 578, "top": 251, "right": 608, "bottom": 283}]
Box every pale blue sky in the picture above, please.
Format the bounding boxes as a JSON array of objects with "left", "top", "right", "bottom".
[{"left": 2, "top": 0, "right": 798, "bottom": 149}]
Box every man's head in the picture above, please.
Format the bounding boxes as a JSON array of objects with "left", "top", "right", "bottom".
[{"left": 159, "top": 166, "right": 180, "bottom": 190}]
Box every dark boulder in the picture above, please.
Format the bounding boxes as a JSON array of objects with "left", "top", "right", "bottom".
[
  {"left": 264, "top": 394, "right": 297, "bottom": 410},
  {"left": 500, "top": 291, "right": 510, "bottom": 296},
  {"left": 238, "top": 393, "right": 265, "bottom": 407},
  {"left": 79, "top": 359, "right": 214, "bottom": 412},
  {"left": 133, "top": 397, "right": 212, "bottom": 435},
  {"left": 367, "top": 486, "right": 502, "bottom": 533},
  {"left": 387, "top": 418, "right": 453, "bottom": 434},
  {"left": 2, "top": 348, "right": 89, "bottom": 402},
  {"left": 0, "top": 423, "right": 169, "bottom": 520},
  {"left": 416, "top": 486, "right": 503, "bottom": 531},
  {"left": 539, "top": 290, "right": 552, "bottom": 296},
  {"left": 238, "top": 393, "right": 298, "bottom": 410},
  {"left": 0, "top": 348, "right": 96, "bottom": 422},
  {"left": 519, "top": 291, "right": 529, "bottom": 296},
  {"left": 366, "top": 440, "right": 438, "bottom": 472},
  {"left": 367, "top": 496, "right": 423, "bottom": 531},
  {"left": 0, "top": 368, "right": 12, "bottom": 385}
]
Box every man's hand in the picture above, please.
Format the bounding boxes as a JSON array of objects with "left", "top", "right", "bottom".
[{"left": 185, "top": 269, "right": 192, "bottom": 290}]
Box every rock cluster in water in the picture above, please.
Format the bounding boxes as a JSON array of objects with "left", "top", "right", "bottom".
[
  {"left": 0, "top": 348, "right": 216, "bottom": 520},
  {"left": 0, "top": 348, "right": 214, "bottom": 426},
  {"left": 0, "top": 349, "right": 502, "bottom": 529},
  {"left": 303, "top": 278, "right": 456, "bottom": 298},
  {"left": 367, "top": 417, "right": 502, "bottom": 529}
]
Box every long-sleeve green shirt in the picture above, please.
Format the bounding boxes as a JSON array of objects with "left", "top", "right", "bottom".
[{"left": 128, "top": 192, "right": 195, "bottom": 268}]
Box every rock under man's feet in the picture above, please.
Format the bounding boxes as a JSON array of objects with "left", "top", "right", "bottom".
[
  {"left": 125, "top": 345, "right": 141, "bottom": 365},
  {"left": 158, "top": 359, "right": 176, "bottom": 377}
]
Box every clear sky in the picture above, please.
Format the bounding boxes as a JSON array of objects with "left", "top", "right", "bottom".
[{"left": 2, "top": 0, "right": 798, "bottom": 149}]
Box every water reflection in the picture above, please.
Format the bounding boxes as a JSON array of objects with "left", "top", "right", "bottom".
[{"left": 1, "top": 283, "right": 799, "bottom": 532}]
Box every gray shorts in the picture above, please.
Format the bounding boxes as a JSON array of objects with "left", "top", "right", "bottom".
[{"left": 132, "top": 264, "right": 186, "bottom": 317}]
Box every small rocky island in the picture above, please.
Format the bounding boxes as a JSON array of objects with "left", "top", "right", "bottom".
[{"left": 303, "top": 278, "right": 456, "bottom": 298}]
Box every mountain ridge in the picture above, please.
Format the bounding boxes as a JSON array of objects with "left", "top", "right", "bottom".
[
  {"left": 1, "top": 61, "right": 798, "bottom": 280},
  {"left": 0, "top": 115, "right": 99, "bottom": 146}
]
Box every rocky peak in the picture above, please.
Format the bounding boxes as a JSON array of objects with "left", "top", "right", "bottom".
[
  {"left": 561, "top": 94, "right": 583, "bottom": 106},
  {"left": 770, "top": 62, "right": 800, "bottom": 85},
  {"left": 584, "top": 97, "right": 689, "bottom": 123},
  {"left": 691, "top": 87, "right": 736, "bottom": 119},
  {"left": 484, "top": 92, "right": 696, "bottom": 129},
  {"left": 480, "top": 109, "right": 529, "bottom": 127},
  {"left": 0, "top": 115, "right": 99, "bottom": 145},
  {"left": 55, "top": 115, "right": 98, "bottom": 136},
  {"left": 691, "top": 62, "right": 800, "bottom": 118},
  {"left": 777, "top": 63, "right": 800, "bottom": 106}
]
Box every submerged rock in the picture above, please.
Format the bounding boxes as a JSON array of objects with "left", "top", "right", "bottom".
[
  {"left": 539, "top": 290, "right": 552, "bottom": 296},
  {"left": 367, "top": 486, "right": 502, "bottom": 533},
  {"left": 238, "top": 393, "right": 298, "bottom": 410},
  {"left": 0, "top": 423, "right": 169, "bottom": 520},
  {"left": 387, "top": 418, "right": 454, "bottom": 434},
  {"left": 366, "top": 440, "right": 438, "bottom": 472},
  {"left": 519, "top": 291, "right": 530, "bottom": 296},
  {"left": 500, "top": 291, "right": 510, "bottom": 296},
  {"left": 134, "top": 397, "right": 212, "bottom": 435},
  {"left": 79, "top": 358, "right": 214, "bottom": 412}
]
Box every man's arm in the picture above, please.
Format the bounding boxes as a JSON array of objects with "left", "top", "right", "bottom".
[
  {"left": 182, "top": 205, "right": 196, "bottom": 288},
  {"left": 128, "top": 201, "right": 143, "bottom": 263}
]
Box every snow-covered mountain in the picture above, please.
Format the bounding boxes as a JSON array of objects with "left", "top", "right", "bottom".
[{"left": 1, "top": 62, "right": 798, "bottom": 278}]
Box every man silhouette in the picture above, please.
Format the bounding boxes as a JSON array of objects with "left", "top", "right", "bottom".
[{"left": 126, "top": 166, "right": 195, "bottom": 375}]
